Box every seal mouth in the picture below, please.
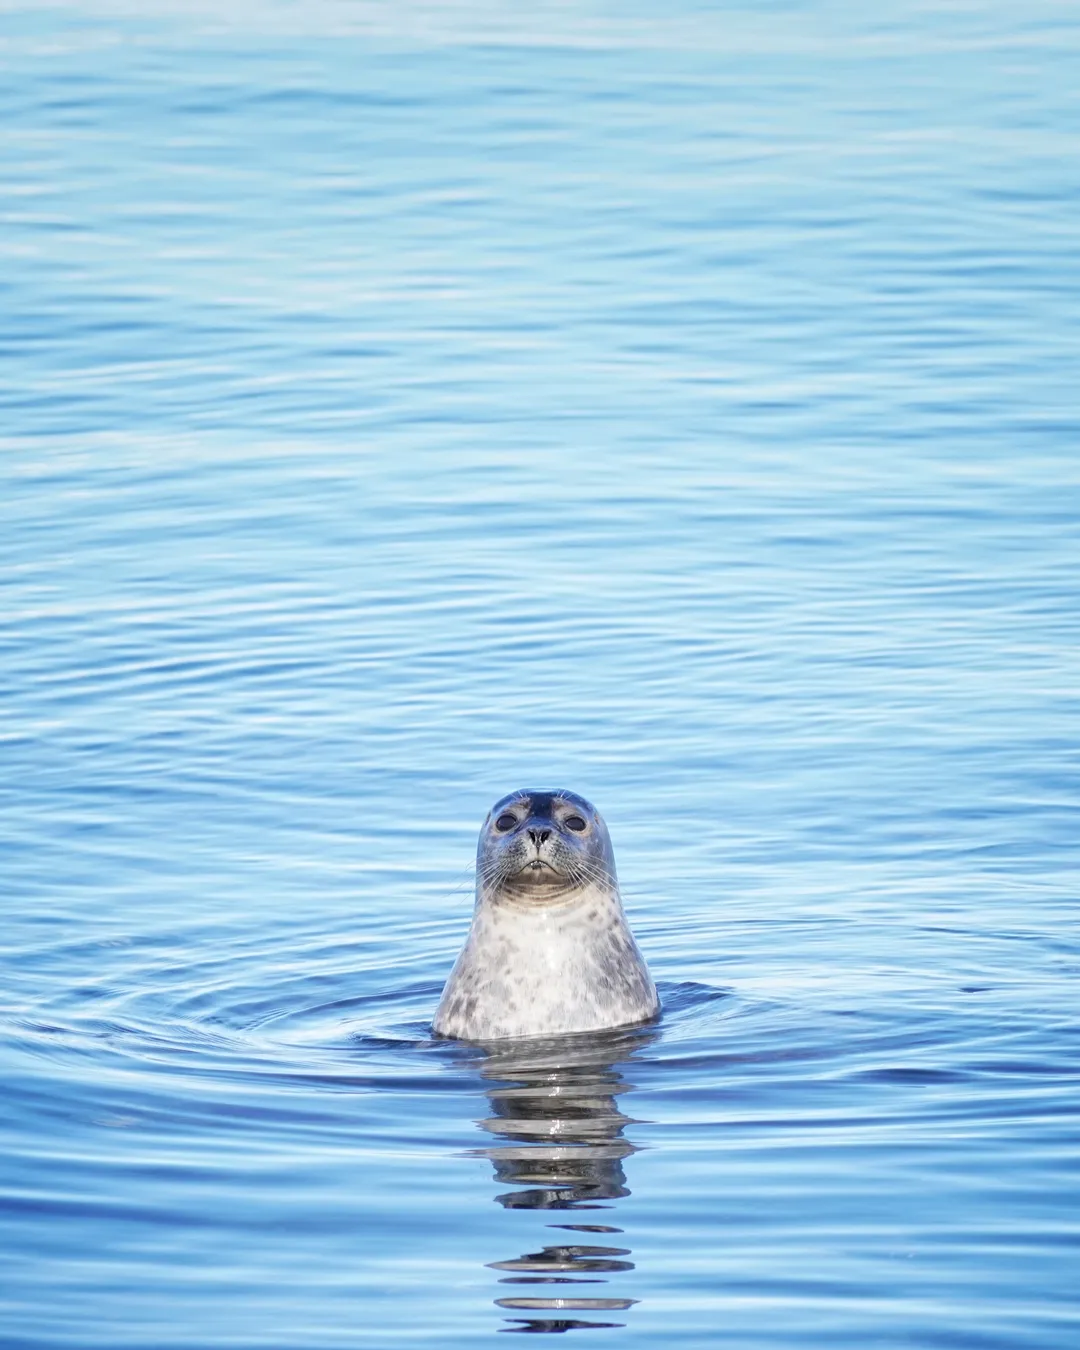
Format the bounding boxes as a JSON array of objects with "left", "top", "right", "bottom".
[{"left": 492, "top": 853, "right": 587, "bottom": 906}]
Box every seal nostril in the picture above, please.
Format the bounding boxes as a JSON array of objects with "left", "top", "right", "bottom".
[{"left": 528, "top": 828, "right": 551, "bottom": 846}]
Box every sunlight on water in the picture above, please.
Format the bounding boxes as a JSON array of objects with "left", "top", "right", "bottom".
[{"left": 2, "top": 1, "right": 1079, "bottom": 1345}]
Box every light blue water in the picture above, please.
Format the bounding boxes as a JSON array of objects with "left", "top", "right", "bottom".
[{"left": 2, "top": 2, "right": 1079, "bottom": 1345}]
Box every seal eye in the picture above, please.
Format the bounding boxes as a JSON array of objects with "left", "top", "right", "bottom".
[
  {"left": 563, "top": 814, "right": 587, "bottom": 833},
  {"left": 494, "top": 813, "right": 518, "bottom": 832}
]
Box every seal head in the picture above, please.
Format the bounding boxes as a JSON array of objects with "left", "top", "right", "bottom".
[
  {"left": 477, "top": 788, "right": 618, "bottom": 904},
  {"left": 433, "top": 790, "right": 659, "bottom": 1041}
]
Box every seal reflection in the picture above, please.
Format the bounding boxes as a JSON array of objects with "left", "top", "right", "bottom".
[{"left": 467, "top": 1026, "right": 655, "bottom": 1333}]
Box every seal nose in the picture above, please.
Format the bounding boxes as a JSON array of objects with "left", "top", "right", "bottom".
[{"left": 527, "top": 828, "right": 551, "bottom": 847}]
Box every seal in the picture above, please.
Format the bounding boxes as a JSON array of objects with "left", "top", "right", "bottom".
[{"left": 433, "top": 789, "right": 659, "bottom": 1041}]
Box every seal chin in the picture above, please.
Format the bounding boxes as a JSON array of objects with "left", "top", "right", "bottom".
[{"left": 499, "top": 861, "right": 579, "bottom": 904}]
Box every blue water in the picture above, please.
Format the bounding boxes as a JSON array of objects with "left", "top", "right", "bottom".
[{"left": 3, "top": 2, "right": 1079, "bottom": 1344}]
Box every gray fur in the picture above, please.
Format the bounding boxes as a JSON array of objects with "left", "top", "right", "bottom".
[{"left": 433, "top": 790, "right": 659, "bottom": 1041}]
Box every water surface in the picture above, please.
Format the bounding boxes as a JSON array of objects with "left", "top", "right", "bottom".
[{"left": 2, "top": 2, "right": 1079, "bottom": 1345}]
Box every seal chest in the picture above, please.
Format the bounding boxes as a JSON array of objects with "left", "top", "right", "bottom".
[{"left": 433, "top": 789, "right": 659, "bottom": 1041}]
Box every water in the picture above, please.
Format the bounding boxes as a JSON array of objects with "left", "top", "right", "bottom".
[{"left": 3, "top": 1, "right": 1079, "bottom": 1344}]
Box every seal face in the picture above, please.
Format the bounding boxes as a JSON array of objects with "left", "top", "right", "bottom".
[{"left": 433, "top": 790, "right": 659, "bottom": 1041}]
